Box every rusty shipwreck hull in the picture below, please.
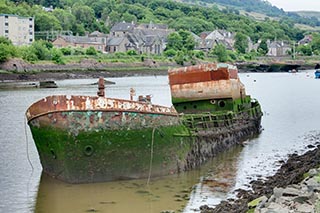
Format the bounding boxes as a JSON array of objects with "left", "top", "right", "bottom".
[
  {"left": 26, "top": 95, "right": 193, "bottom": 183},
  {"left": 26, "top": 63, "right": 263, "bottom": 184},
  {"left": 168, "top": 63, "right": 246, "bottom": 104}
]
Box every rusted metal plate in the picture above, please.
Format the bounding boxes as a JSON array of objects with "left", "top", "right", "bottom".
[
  {"left": 26, "top": 95, "right": 178, "bottom": 122},
  {"left": 170, "top": 79, "right": 245, "bottom": 101},
  {"left": 168, "top": 63, "right": 238, "bottom": 85}
]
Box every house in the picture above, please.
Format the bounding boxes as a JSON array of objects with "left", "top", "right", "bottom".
[
  {"left": 199, "top": 29, "right": 236, "bottom": 52},
  {"left": 267, "top": 40, "right": 291, "bottom": 56},
  {"left": 0, "top": 14, "right": 34, "bottom": 46},
  {"left": 52, "top": 34, "right": 106, "bottom": 51},
  {"left": 106, "top": 36, "right": 130, "bottom": 53},
  {"left": 110, "top": 21, "right": 136, "bottom": 37},
  {"left": 106, "top": 21, "right": 174, "bottom": 55},
  {"left": 298, "top": 35, "right": 313, "bottom": 45}
]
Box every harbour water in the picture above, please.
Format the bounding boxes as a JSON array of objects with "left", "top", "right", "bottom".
[{"left": 0, "top": 72, "right": 319, "bottom": 213}]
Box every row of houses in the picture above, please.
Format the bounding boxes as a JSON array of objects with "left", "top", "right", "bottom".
[
  {"left": 0, "top": 14, "right": 314, "bottom": 57},
  {"left": 53, "top": 21, "right": 173, "bottom": 55}
]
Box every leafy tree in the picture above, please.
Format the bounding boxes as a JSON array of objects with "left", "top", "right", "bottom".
[
  {"left": 212, "top": 44, "right": 229, "bottom": 62},
  {"left": 257, "top": 40, "right": 269, "bottom": 55},
  {"left": 311, "top": 33, "right": 320, "bottom": 54},
  {"left": 234, "top": 33, "right": 249, "bottom": 54},
  {"left": 35, "top": 12, "right": 62, "bottom": 31},
  {"left": 166, "top": 32, "right": 183, "bottom": 51},
  {"left": 72, "top": 3, "right": 96, "bottom": 29},
  {"left": 52, "top": 9, "right": 77, "bottom": 31}
]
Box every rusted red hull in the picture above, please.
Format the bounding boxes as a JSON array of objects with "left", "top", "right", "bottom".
[{"left": 168, "top": 63, "right": 245, "bottom": 104}]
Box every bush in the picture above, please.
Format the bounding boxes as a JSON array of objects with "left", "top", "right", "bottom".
[
  {"left": 31, "top": 40, "right": 51, "bottom": 60},
  {"left": 0, "top": 43, "right": 16, "bottom": 62},
  {"left": 164, "top": 49, "right": 177, "bottom": 57},
  {"left": 18, "top": 46, "right": 38, "bottom": 62},
  {"left": 60, "top": 47, "right": 72, "bottom": 55},
  {"left": 174, "top": 51, "right": 185, "bottom": 65},
  {"left": 115, "top": 52, "right": 126, "bottom": 57},
  {"left": 127, "top": 50, "right": 137, "bottom": 56},
  {"left": 86, "top": 46, "right": 97, "bottom": 55},
  {"left": 194, "top": 50, "right": 205, "bottom": 59},
  {"left": 51, "top": 48, "right": 64, "bottom": 64},
  {"left": 74, "top": 48, "right": 85, "bottom": 55}
]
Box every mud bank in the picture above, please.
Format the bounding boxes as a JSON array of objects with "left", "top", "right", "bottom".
[
  {"left": 0, "top": 58, "right": 171, "bottom": 82},
  {"left": 200, "top": 138, "right": 320, "bottom": 213},
  {"left": 1, "top": 58, "right": 318, "bottom": 82}
]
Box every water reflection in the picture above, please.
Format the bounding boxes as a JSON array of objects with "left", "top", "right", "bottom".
[{"left": 35, "top": 145, "right": 243, "bottom": 213}]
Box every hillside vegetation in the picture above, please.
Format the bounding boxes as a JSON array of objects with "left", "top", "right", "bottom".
[
  {"left": 0, "top": 0, "right": 308, "bottom": 43},
  {"left": 182, "top": 0, "right": 320, "bottom": 27}
]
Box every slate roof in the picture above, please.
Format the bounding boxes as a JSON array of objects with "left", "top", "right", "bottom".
[
  {"left": 57, "top": 35, "right": 105, "bottom": 44},
  {"left": 89, "top": 31, "right": 106, "bottom": 37},
  {"left": 107, "top": 37, "right": 125, "bottom": 46},
  {"left": 111, "top": 22, "right": 135, "bottom": 32}
]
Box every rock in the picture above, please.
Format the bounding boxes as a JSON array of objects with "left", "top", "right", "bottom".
[
  {"left": 308, "top": 169, "right": 318, "bottom": 177},
  {"left": 282, "top": 187, "right": 301, "bottom": 197},
  {"left": 265, "top": 202, "right": 290, "bottom": 213},
  {"left": 273, "top": 187, "right": 284, "bottom": 199},
  {"left": 296, "top": 203, "right": 314, "bottom": 212}
]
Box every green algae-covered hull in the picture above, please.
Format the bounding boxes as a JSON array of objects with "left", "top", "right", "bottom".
[{"left": 26, "top": 95, "right": 193, "bottom": 183}]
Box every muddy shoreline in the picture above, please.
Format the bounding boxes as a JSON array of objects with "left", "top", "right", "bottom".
[
  {"left": 200, "top": 139, "right": 320, "bottom": 213},
  {"left": 0, "top": 58, "right": 318, "bottom": 83}
]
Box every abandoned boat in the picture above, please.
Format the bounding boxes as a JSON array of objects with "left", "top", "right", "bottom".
[{"left": 26, "top": 63, "right": 262, "bottom": 183}]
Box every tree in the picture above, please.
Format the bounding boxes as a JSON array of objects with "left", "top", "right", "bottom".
[
  {"left": 52, "top": 9, "right": 76, "bottom": 31},
  {"left": 257, "top": 40, "right": 269, "bottom": 55},
  {"left": 166, "top": 32, "right": 183, "bottom": 51},
  {"left": 234, "top": 33, "right": 249, "bottom": 54},
  {"left": 72, "top": 3, "right": 96, "bottom": 29},
  {"left": 35, "top": 12, "right": 61, "bottom": 31},
  {"left": 213, "top": 44, "right": 229, "bottom": 62}
]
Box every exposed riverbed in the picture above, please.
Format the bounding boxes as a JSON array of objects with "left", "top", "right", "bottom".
[{"left": 0, "top": 71, "right": 319, "bottom": 212}]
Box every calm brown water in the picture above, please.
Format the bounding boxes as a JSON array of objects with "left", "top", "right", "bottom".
[{"left": 0, "top": 72, "right": 319, "bottom": 213}]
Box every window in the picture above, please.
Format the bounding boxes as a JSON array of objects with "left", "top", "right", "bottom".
[
  {"left": 29, "top": 18, "right": 32, "bottom": 21},
  {"left": 29, "top": 25, "right": 32, "bottom": 28},
  {"left": 5, "top": 15, "right": 8, "bottom": 19},
  {"left": 29, "top": 32, "right": 33, "bottom": 35},
  {"left": 5, "top": 23, "right": 8, "bottom": 26},
  {"left": 29, "top": 39, "right": 33, "bottom": 42},
  {"left": 5, "top": 30, "right": 8, "bottom": 33}
]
